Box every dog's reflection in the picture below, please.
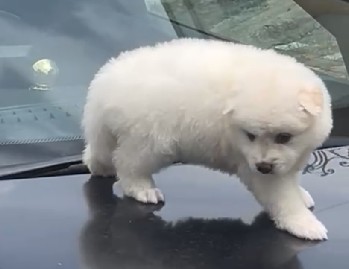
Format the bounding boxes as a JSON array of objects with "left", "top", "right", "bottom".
[{"left": 79, "top": 176, "right": 318, "bottom": 269}]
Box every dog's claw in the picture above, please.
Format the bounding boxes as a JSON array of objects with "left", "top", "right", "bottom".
[{"left": 131, "top": 188, "right": 165, "bottom": 204}]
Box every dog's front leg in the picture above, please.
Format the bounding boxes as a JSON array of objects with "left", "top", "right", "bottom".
[
  {"left": 299, "top": 186, "right": 315, "bottom": 209},
  {"left": 239, "top": 168, "right": 327, "bottom": 240}
]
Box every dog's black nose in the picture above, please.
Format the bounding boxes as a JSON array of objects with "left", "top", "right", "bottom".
[{"left": 256, "top": 162, "right": 273, "bottom": 174}]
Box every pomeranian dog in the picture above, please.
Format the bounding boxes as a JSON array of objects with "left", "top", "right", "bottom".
[{"left": 82, "top": 38, "right": 332, "bottom": 241}]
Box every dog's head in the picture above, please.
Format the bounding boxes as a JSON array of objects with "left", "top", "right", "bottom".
[{"left": 223, "top": 66, "right": 333, "bottom": 176}]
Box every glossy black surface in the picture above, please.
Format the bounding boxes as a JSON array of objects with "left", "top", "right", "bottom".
[{"left": 0, "top": 146, "right": 348, "bottom": 269}]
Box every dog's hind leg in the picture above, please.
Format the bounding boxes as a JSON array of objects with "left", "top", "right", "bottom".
[
  {"left": 112, "top": 138, "right": 171, "bottom": 204},
  {"left": 82, "top": 129, "right": 116, "bottom": 177}
]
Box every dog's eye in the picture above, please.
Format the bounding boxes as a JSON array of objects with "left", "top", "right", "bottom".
[
  {"left": 275, "top": 133, "right": 292, "bottom": 144},
  {"left": 245, "top": 131, "right": 256, "bottom": 142}
]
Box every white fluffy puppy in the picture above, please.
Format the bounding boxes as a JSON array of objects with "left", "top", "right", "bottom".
[{"left": 82, "top": 38, "right": 332, "bottom": 241}]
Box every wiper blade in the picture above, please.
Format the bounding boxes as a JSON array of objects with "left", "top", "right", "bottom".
[
  {"left": 0, "top": 155, "right": 89, "bottom": 180},
  {"left": 0, "top": 136, "right": 347, "bottom": 180},
  {"left": 320, "top": 136, "right": 349, "bottom": 149}
]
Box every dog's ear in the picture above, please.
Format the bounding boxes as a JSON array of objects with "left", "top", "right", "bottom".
[
  {"left": 298, "top": 86, "right": 323, "bottom": 116},
  {"left": 223, "top": 99, "right": 235, "bottom": 115}
]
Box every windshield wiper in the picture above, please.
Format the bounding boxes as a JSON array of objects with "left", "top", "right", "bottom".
[
  {"left": 0, "top": 136, "right": 348, "bottom": 180},
  {"left": 0, "top": 155, "right": 88, "bottom": 180}
]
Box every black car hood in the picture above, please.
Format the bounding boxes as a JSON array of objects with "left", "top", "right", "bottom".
[{"left": 0, "top": 145, "right": 348, "bottom": 269}]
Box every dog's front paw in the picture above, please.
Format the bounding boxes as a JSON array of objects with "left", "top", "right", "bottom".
[
  {"left": 274, "top": 211, "right": 327, "bottom": 241},
  {"left": 125, "top": 188, "right": 165, "bottom": 204}
]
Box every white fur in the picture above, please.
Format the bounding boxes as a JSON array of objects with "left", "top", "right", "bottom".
[{"left": 82, "top": 38, "right": 333, "bottom": 240}]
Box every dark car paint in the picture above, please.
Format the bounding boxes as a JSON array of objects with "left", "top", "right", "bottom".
[{"left": 0, "top": 145, "right": 348, "bottom": 269}]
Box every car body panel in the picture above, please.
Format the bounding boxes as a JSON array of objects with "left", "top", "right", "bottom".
[{"left": 0, "top": 145, "right": 348, "bottom": 269}]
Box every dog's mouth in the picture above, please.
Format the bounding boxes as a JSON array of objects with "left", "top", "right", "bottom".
[
  {"left": 258, "top": 170, "right": 274, "bottom": 175},
  {"left": 256, "top": 169, "right": 275, "bottom": 176}
]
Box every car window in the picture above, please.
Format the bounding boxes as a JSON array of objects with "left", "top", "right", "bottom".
[
  {"left": 148, "top": 0, "right": 349, "bottom": 81},
  {"left": 0, "top": 0, "right": 349, "bottom": 170}
]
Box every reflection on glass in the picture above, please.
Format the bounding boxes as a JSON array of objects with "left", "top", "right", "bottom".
[
  {"left": 147, "top": 0, "right": 348, "bottom": 80},
  {"left": 30, "top": 58, "right": 59, "bottom": 91}
]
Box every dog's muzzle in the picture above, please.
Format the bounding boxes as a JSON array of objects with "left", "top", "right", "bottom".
[{"left": 256, "top": 162, "right": 273, "bottom": 174}]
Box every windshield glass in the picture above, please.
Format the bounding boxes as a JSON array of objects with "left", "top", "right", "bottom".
[{"left": 1, "top": 0, "right": 349, "bottom": 172}]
